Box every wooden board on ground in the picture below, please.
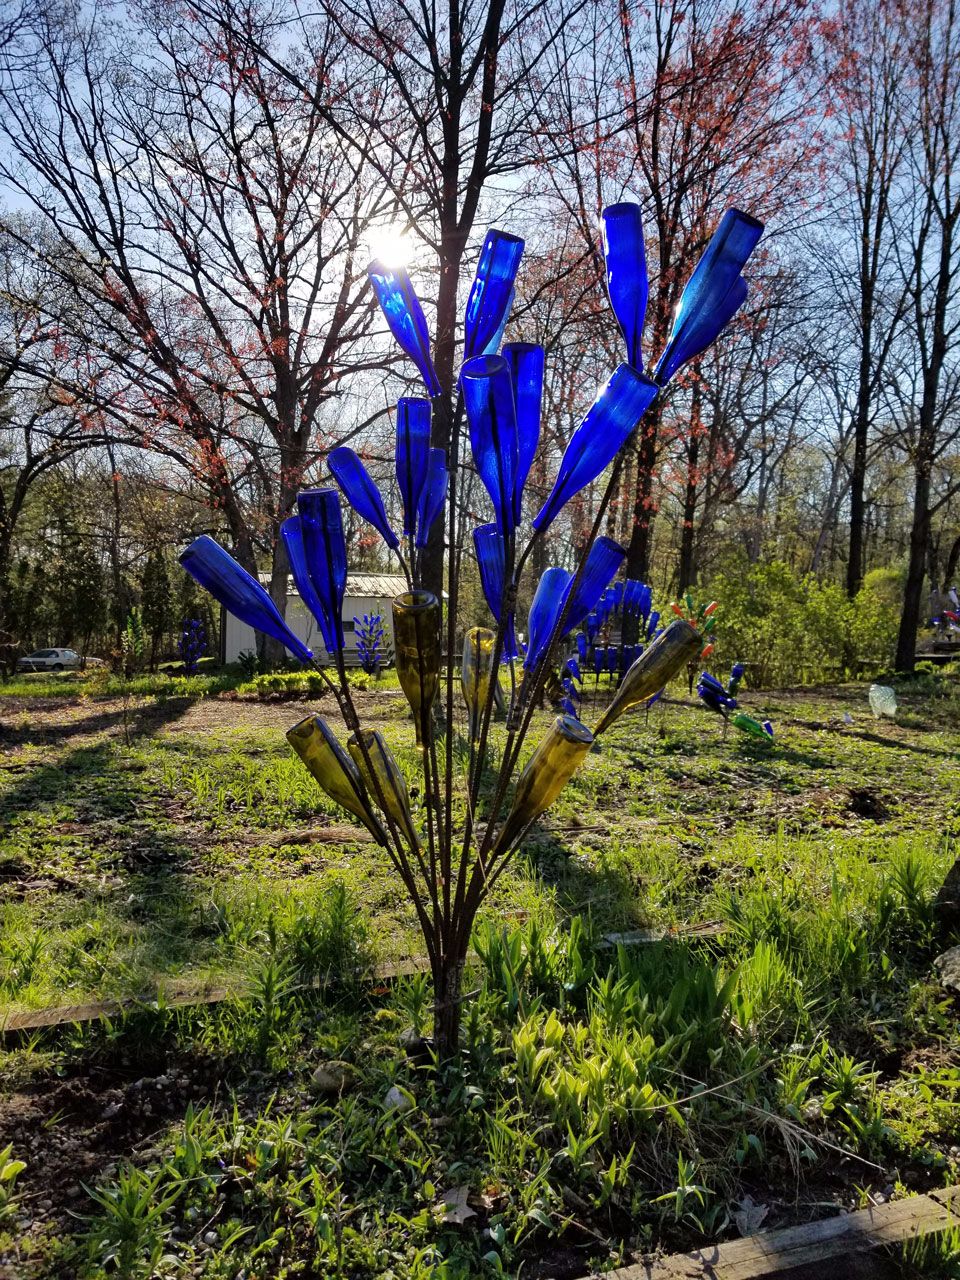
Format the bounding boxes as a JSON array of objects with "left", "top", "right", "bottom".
[
  {"left": 600, "top": 921, "right": 726, "bottom": 948},
  {"left": 1, "top": 921, "right": 716, "bottom": 1035},
  {"left": 603, "top": 1185, "right": 960, "bottom": 1279},
  {"left": 0, "top": 955, "right": 431, "bottom": 1034}
]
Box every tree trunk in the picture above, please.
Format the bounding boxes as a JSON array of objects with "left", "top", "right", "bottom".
[
  {"left": 432, "top": 952, "right": 465, "bottom": 1062},
  {"left": 895, "top": 465, "right": 931, "bottom": 672},
  {"left": 944, "top": 532, "right": 960, "bottom": 587},
  {"left": 846, "top": 404, "right": 869, "bottom": 597},
  {"left": 262, "top": 535, "right": 291, "bottom": 669},
  {"left": 621, "top": 404, "right": 661, "bottom": 644},
  {"left": 678, "top": 435, "right": 700, "bottom": 593},
  {"left": 0, "top": 529, "right": 13, "bottom": 677}
]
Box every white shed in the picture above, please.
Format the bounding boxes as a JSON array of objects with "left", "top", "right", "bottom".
[{"left": 220, "top": 571, "right": 408, "bottom": 666}]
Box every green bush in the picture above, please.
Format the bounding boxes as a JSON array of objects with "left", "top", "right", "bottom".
[
  {"left": 707, "top": 560, "right": 849, "bottom": 687},
  {"left": 703, "top": 561, "right": 903, "bottom": 687},
  {"left": 848, "top": 567, "right": 903, "bottom": 674},
  {"left": 235, "top": 671, "right": 329, "bottom": 698}
]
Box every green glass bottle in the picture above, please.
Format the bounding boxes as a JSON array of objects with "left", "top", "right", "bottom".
[
  {"left": 392, "top": 591, "right": 442, "bottom": 746},
  {"left": 732, "top": 712, "right": 773, "bottom": 740},
  {"left": 347, "top": 728, "right": 420, "bottom": 849},
  {"left": 593, "top": 619, "right": 701, "bottom": 736},
  {"left": 461, "top": 626, "right": 496, "bottom": 742},
  {"left": 493, "top": 714, "right": 593, "bottom": 857},
  {"left": 286, "top": 715, "right": 388, "bottom": 845}
]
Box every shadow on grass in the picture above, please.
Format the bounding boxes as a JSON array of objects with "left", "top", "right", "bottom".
[
  {"left": 0, "top": 695, "right": 213, "bottom": 1007},
  {"left": 829, "top": 725, "right": 960, "bottom": 760},
  {"left": 513, "top": 827, "right": 649, "bottom": 932}
]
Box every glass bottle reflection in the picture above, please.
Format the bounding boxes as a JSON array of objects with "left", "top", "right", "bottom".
[
  {"left": 493, "top": 714, "right": 594, "bottom": 857},
  {"left": 593, "top": 619, "right": 701, "bottom": 736},
  {"left": 414, "top": 450, "right": 448, "bottom": 549},
  {"left": 347, "top": 728, "right": 420, "bottom": 849},
  {"left": 392, "top": 591, "right": 442, "bottom": 746},
  {"left": 461, "top": 626, "right": 496, "bottom": 743},
  {"left": 287, "top": 715, "right": 388, "bottom": 845}
]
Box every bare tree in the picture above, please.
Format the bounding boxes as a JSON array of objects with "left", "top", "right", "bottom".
[
  {"left": 0, "top": 0, "right": 396, "bottom": 656},
  {"left": 892, "top": 0, "right": 960, "bottom": 671},
  {"left": 820, "top": 0, "right": 910, "bottom": 598},
  {"left": 523, "top": 0, "right": 824, "bottom": 639},
  {"left": 206, "top": 0, "right": 607, "bottom": 596},
  {"left": 0, "top": 230, "right": 121, "bottom": 653}
]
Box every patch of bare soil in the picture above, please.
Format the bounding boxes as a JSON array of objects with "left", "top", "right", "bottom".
[
  {"left": 0, "top": 1052, "right": 218, "bottom": 1275},
  {"left": 168, "top": 686, "right": 411, "bottom": 737}
]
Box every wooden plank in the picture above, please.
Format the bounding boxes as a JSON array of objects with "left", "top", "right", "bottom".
[
  {"left": 0, "top": 954, "right": 433, "bottom": 1034},
  {"left": 1, "top": 918, "right": 717, "bottom": 1034},
  {"left": 600, "top": 921, "right": 726, "bottom": 948},
  {"left": 602, "top": 1186, "right": 960, "bottom": 1279}
]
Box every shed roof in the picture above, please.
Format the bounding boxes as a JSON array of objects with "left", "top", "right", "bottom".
[
  {"left": 254, "top": 570, "right": 408, "bottom": 598},
  {"left": 345, "top": 572, "right": 408, "bottom": 597}
]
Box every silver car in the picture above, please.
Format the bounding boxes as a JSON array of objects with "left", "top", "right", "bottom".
[{"left": 16, "top": 647, "right": 83, "bottom": 672}]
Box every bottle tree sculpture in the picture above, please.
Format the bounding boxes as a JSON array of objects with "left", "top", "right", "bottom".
[
  {"left": 698, "top": 663, "right": 775, "bottom": 740},
  {"left": 179, "top": 203, "right": 764, "bottom": 1060}
]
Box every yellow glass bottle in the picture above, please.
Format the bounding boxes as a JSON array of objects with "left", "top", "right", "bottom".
[
  {"left": 286, "top": 715, "right": 388, "bottom": 845},
  {"left": 392, "top": 591, "right": 442, "bottom": 746},
  {"left": 593, "top": 619, "right": 701, "bottom": 736},
  {"left": 347, "top": 728, "right": 420, "bottom": 849},
  {"left": 460, "top": 626, "right": 496, "bottom": 742},
  {"left": 493, "top": 714, "right": 594, "bottom": 857}
]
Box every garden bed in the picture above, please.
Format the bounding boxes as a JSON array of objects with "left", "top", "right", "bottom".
[{"left": 2, "top": 678, "right": 960, "bottom": 1278}]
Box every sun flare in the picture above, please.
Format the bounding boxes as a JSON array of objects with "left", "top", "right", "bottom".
[{"left": 367, "top": 223, "right": 412, "bottom": 269}]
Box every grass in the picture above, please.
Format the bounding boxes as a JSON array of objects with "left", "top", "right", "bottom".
[{"left": 2, "top": 675, "right": 960, "bottom": 1277}]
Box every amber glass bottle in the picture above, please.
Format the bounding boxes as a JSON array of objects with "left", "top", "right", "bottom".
[
  {"left": 593, "top": 619, "right": 700, "bottom": 736},
  {"left": 460, "top": 626, "right": 497, "bottom": 742},
  {"left": 493, "top": 714, "right": 594, "bottom": 856},
  {"left": 347, "top": 728, "right": 420, "bottom": 849},
  {"left": 392, "top": 591, "right": 442, "bottom": 746}
]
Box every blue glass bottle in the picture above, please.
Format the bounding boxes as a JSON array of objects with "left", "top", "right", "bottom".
[
  {"left": 524, "top": 566, "right": 572, "bottom": 670},
  {"left": 327, "top": 447, "right": 399, "bottom": 550},
  {"left": 655, "top": 210, "right": 763, "bottom": 385},
  {"left": 463, "top": 230, "right": 525, "bottom": 360},
  {"left": 179, "top": 535, "right": 311, "bottom": 662},
  {"left": 473, "top": 522, "right": 518, "bottom": 659},
  {"left": 414, "top": 449, "right": 448, "bottom": 549},
  {"left": 560, "top": 537, "right": 626, "bottom": 636},
  {"left": 602, "top": 203, "right": 648, "bottom": 370},
  {"left": 461, "top": 355, "right": 519, "bottom": 537},
  {"left": 297, "top": 489, "right": 347, "bottom": 654},
  {"left": 279, "top": 516, "right": 330, "bottom": 640},
  {"left": 396, "top": 398, "right": 431, "bottom": 540},
  {"left": 483, "top": 287, "right": 514, "bottom": 355},
  {"left": 502, "top": 342, "right": 544, "bottom": 522},
  {"left": 533, "top": 365, "right": 657, "bottom": 533},
  {"left": 368, "top": 261, "right": 441, "bottom": 397}
]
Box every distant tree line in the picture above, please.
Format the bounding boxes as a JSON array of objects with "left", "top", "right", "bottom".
[{"left": 0, "top": 0, "right": 957, "bottom": 676}]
